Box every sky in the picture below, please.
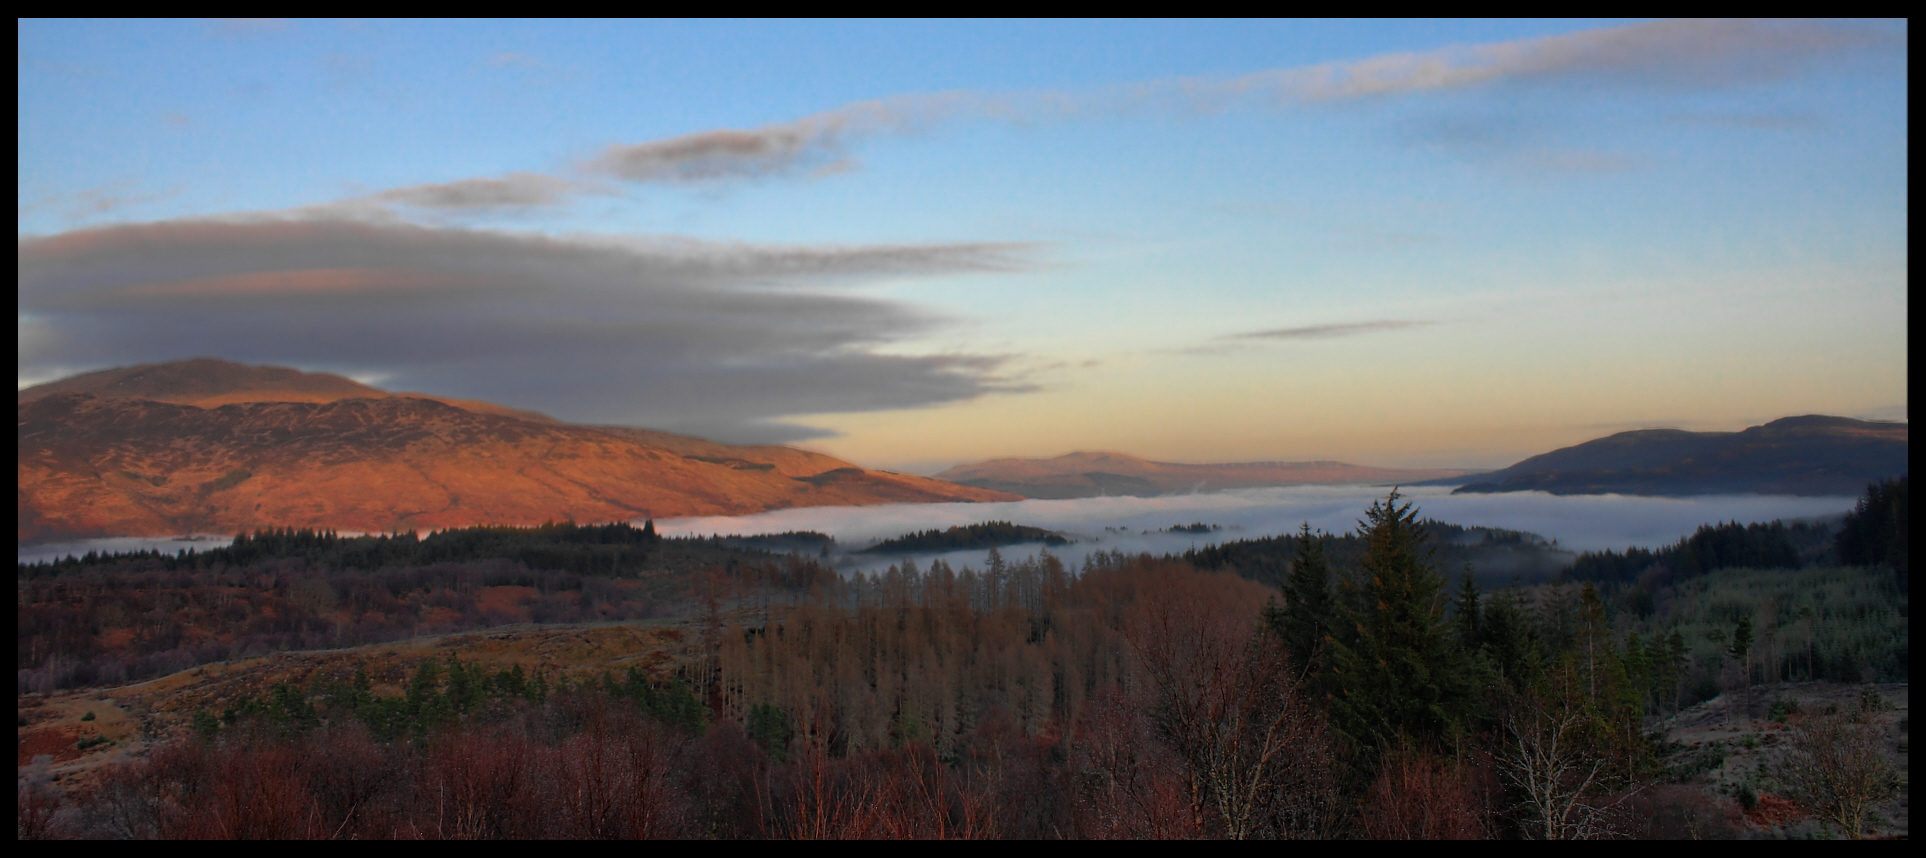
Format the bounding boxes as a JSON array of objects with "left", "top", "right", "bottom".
[{"left": 18, "top": 19, "right": 1909, "bottom": 473}]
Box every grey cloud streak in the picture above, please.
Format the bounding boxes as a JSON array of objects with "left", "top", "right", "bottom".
[
  {"left": 372, "top": 172, "right": 584, "bottom": 210},
  {"left": 590, "top": 94, "right": 980, "bottom": 183},
  {"left": 18, "top": 220, "right": 1037, "bottom": 442},
  {"left": 587, "top": 19, "right": 1899, "bottom": 185},
  {"left": 1231, "top": 320, "right": 1434, "bottom": 341}
]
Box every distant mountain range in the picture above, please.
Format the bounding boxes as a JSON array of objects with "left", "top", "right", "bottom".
[
  {"left": 17, "top": 359, "right": 1016, "bottom": 543},
  {"left": 1447, "top": 416, "right": 1907, "bottom": 497},
  {"left": 932, "top": 451, "right": 1468, "bottom": 499}
]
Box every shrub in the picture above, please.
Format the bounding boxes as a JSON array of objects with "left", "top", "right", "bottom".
[{"left": 1776, "top": 712, "right": 1900, "bottom": 838}]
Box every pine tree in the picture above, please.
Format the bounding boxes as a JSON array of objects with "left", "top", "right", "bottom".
[{"left": 1327, "top": 490, "right": 1469, "bottom": 757}]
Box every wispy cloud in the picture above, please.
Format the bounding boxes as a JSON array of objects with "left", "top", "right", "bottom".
[
  {"left": 370, "top": 172, "right": 587, "bottom": 211},
  {"left": 590, "top": 93, "right": 980, "bottom": 182},
  {"left": 1230, "top": 320, "right": 1435, "bottom": 341},
  {"left": 586, "top": 19, "right": 1900, "bottom": 185},
  {"left": 156, "top": 19, "right": 1891, "bottom": 224},
  {"left": 18, "top": 220, "right": 1040, "bottom": 441},
  {"left": 18, "top": 182, "right": 181, "bottom": 224}
]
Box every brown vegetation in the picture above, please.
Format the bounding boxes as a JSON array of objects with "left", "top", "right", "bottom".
[{"left": 17, "top": 359, "right": 1015, "bottom": 543}]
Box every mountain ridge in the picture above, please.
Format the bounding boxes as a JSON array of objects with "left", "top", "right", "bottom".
[
  {"left": 933, "top": 451, "right": 1469, "bottom": 499},
  {"left": 1450, "top": 415, "right": 1907, "bottom": 497},
  {"left": 16, "top": 360, "right": 1016, "bottom": 543}
]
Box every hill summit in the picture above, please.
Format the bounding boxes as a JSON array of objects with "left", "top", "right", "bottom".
[
  {"left": 18, "top": 359, "right": 1016, "bottom": 543},
  {"left": 1452, "top": 415, "right": 1907, "bottom": 497}
]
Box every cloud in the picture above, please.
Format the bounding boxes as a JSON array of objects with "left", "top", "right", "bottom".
[
  {"left": 1229, "top": 320, "right": 1434, "bottom": 341},
  {"left": 154, "top": 19, "right": 1881, "bottom": 230},
  {"left": 17, "top": 219, "right": 1037, "bottom": 441},
  {"left": 1218, "top": 18, "right": 1897, "bottom": 102},
  {"left": 18, "top": 182, "right": 181, "bottom": 224},
  {"left": 589, "top": 93, "right": 980, "bottom": 182},
  {"left": 586, "top": 19, "right": 1899, "bottom": 185},
  {"left": 371, "top": 172, "right": 586, "bottom": 211},
  {"left": 650, "top": 484, "right": 1860, "bottom": 574}
]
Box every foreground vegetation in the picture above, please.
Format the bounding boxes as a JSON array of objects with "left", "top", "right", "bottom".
[{"left": 17, "top": 480, "right": 1908, "bottom": 838}]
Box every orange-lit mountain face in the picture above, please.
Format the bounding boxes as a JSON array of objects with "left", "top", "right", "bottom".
[
  {"left": 934, "top": 451, "right": 1468, "bottom": 499},
  {"left": 17, "top": 360, "right": 1017, "bottom": 543}
]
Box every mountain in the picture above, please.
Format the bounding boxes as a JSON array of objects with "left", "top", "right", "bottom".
[
  {"left": 18, "top": 357, "right": 559, "bottom": 423},
  {"left": 1451, "top": 416, "right": 1907, "bottom": 497},
  {"left": 932, "top": 451, "right": 1469, "bottom": 499},
  {"left": 17, "top": 359, "right": 1017, "bottom": 543}
]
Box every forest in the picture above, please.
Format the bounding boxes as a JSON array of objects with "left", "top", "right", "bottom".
[
  {"left": 17, "top": 481, "right": 1910, "bottom": 838},
  {"left": 1180, "top": 520, "right": 1572, "bottom": 590},
  {"left": 859, "top": 521, "right": 1069, "bottom": 554},
  {"left": 17, "top": 524, "right": 838, "bottom": 693}
]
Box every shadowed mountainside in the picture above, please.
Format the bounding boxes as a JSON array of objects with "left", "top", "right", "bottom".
[
  {"left": 1451, "top": 415, "right": 1907, "bottom": 497},
  {"left": 17, "top": 360, "right": 1016, "bottom": 543},
  {"left": 933, "top": 451, "right": 1467, "bottom": 499}
]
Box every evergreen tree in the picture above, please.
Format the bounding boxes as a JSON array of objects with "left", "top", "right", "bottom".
[
  {"left": 1731, "top": 615, "right": 1755, "bottom": 717},
  {"left": 1836, "top": 475, "right": 1907, "bottom": 578},
  {"left": 1274, "top": 522, "right": 1334, "bottom": 677},
  {"left": 406, "top": 659, "right": 448, "bottom": 731},
  {"left": 1453, "top": 570, "right": 1482, "bottom": 648},
  {"left": 1664, "top": 631, "right": 1689, "bottom": 713},
  {"left": 1326, "top": 490, "right": 1469, "bottom": 758},
  {"left": 1481, "top": 587, "right": 1539, "bottom": 683}
]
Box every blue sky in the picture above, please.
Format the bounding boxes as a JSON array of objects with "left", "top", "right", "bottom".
[{"left": 17, "top": 19, "right": 1909, "bottom": 471}]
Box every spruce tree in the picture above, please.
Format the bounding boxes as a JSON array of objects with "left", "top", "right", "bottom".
[
  {"left": 1276, "top": 522, "right": 1334, "bottom": 676},
  {"left": 1480, "top": 587, "right": 1538, "bottom": 683},
  {"left": 1327, "top": 490, "right": 1468, "bottom": 757},
  {"left": 1453, "top": 570, "right": 1482, "bottom": 648}
]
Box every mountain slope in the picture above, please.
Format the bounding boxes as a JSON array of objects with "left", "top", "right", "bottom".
[
  {"left": 933, "top": 451, "right": 1467, "bottom": 499},
  {"left": 18, "top": 357, "right": 559, "bottom": 423},
  {"left": 1452, "top": 415, "right": 1908, "bottom": 496},
  {"left": 17, "top": 361, "right": 1016, "bottom": 542}
]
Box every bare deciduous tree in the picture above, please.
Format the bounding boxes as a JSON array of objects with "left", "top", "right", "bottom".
[
  {"left": 1496, "top": 701, "right": 1635, "bottom": 840},
  {"left": 1776, "top": 709, "right": 1899, "bottom": 839},
  {"left": 1069, "top": 689, "right": 1196, "bottom": 839},
  {"left": 1361, "top": 748, "right": 1495, "bottom": 839},
  {"left": 1125, "top": 570, "right": 1340, "bottom": 839}
]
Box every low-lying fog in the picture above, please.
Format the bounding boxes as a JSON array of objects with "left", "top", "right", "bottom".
[
  {"left": 659, "top": 485, "right": 1856, "bottom": 577},
  {"left": 18, "top": 486, "right": 1856, "bottom": 575}
]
